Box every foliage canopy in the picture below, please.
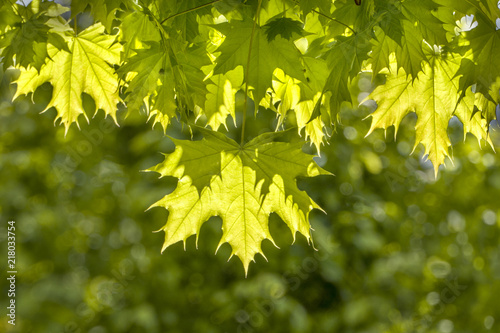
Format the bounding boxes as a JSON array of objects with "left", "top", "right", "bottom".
[{"left": 1, "top": 0, "right": 499, "bottom": 271}]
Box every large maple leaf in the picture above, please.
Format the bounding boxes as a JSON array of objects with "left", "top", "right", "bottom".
[
  {"left": 204, "top": 68, "right": 244, "bottom": 131},
  {"left": 147, "top": 129, "right": 330, "bottom": 274},
  {"left": 13, "top": 23, "right": 122, "bottom": 133}
]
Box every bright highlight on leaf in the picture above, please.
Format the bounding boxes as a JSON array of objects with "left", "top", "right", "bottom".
[
  {"left": 204, "top": 68, "right": 243, "bottom": 131},
  {"left": 148, "top": 129, "right": 331, "bottom": 274}
]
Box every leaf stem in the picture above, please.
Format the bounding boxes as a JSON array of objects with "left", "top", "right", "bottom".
[
  {"left": 160, "top": 0, "right": 223, "bottom": 25},
  {"left": 311, "top": 9, "right": 356, "bottom": 34},
  {"left": 241, "top": 0, "right": 263, "bottom": 146}
]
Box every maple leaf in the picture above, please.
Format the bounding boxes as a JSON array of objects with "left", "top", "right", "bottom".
[
  {"left": 371, "top": 1, "right": 431, "bottom": 79},
  {"left": 366, "top": 47, "right": 492, "bottom": 175},
  {"left": 295, "top": 96, "right": 328, "bottom": 153},
  {"left": 204, "top": 68, "right": 244, "bottom": 131},
  {"left": 119, "top": 10, "right": 160, "bottom": 57},
  {"left": 462, "top": 17, "right": 500, "bottom": 101},
  {"left": 71, "top": 0, "right": 131, "bottom": 31},
  {"left": 119, "top": 42, "right": 171, "bottom": 113},
  {"left": 272, "top": 69, "right": 301, "bottom": 126},
  {"left": 263, "top": 17, "right": 305, "bottom": 42},
  {"left": 0, "top": 2, "right": 19, "bottom": 32},
  {"left": 272, "top": 67, "right": 329, "bottom": 152},
  {"left": 321, "top": 41, "right": 355, "bottom": 117},
  {"left": 119, "top": 34, "right": 209, "bottom": 131},
  {"left": 301, "top": 57, "right": 329, "bottom": 101},
  {"left": 330, "top": 0, "right": 375, "bottom": 33},
  {"left": 398, "top": 0, "right": 447, "bottom": 46},
  {"left": 0, "top": 16, "right": 50, "bottom": 70},
  {"left": 213, "top": 19, "right": 305, "bottom": 108},
  {"left": 306, "top": 28, "right": 373, "bottom": 124},
  {"left": 370, "top": 26, "right": 398, "bottom": 75},
  {"left": 374, "top": 0, "right": 404, "bottom": 45},
  {"left": 453, "top": 87, "right": 494, "bottom": 148},
  {"left": 0, "top": 2, "right": 69, "bottom": 71},
  {"left": 395, "top": 19, "right": 427, "bottom": 80},
  {"left": 299, "top": 0, "right": 332, "bottom": 16},
  {"left": 159, "top": 0, "right": 214, "bottom": 42},
  {"left": 13, "top": 23, "right": 122, "bottom": 133},
  {"left": 147, "top": 128, "right": 330, "bottom": 274}
]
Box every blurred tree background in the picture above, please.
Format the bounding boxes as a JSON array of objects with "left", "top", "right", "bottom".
[{"left": 1, "top": 53, "right": 500, "bottom": 333}]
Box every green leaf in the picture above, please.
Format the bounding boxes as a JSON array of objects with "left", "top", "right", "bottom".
[
  {"left": 213, "top": 19, "right": 305, "bottom": 108},
  {"left": 263, "top": 17, "right": 305, "bottom": 42},
  {"left": 0, "top": 2, "right": 70, "bottom": 70},
  {"left": 272, "top": 69, "right": 301, "bottom": 127},
  {"left": 309, "top": 28, "right": 373, "bottom": 123},
  {"left": 119, "top": 11, "right": 160, "bottom": 58},
  {"left": 13, "top": 23, "right": 122, "bottom": 133},
  {"left": 174, "top": 42, "right": 210, "bottom": 112},
  {"left": 434, "top": 0, "right": 500, "bottom": 25},
  {"left": 0, "top": 15, "right": 50, "bottom": 70},
  {"left": 148, "top": 80, "right": 178, "bottom": 131},
  {"left": 148, "top": 128, "right": 330, "bottom": 273},
  {"left": 300, "top": 57, "right": 329, "bottom": 100},
  {"left": 366, "top": 47, "right": 488, "bottom": 175},
  {"left": 331, "top": 0, "right": 375, "bottom": 32},
  {"left": 119, "top": 35, "right": 209, "bottom": 131},
  {"left": 398, "top": 0, "right": 447, "bottom": 46},
  {"left": 370, "top": 26, "right": 397, "bottom": 75},
  {"left": 204, "top": 67, "right": 244, "bottom": 131},
  {"left": 0, "top": 2, "right": 19, "bottom": 32},
  {"left": 299, "top": 0, "right": 332, "bottom": 15},
  {"left": 395, "top": 19, "right": 426, "bottom": 79},
  {"left": 453, "top": 87, "right": 493, "bottom": 147},
  {"left": 71, "top": 0, "right": 130, "bottom": 31},
  {"left": 463, "top": 19, "right": 500, "bottom": 100},
  {"left": 119, "top": 42, "right": 168, "bottom": 113},
  {"left": 295, "top": 96, "right": 328, "bottom": 153},
  {"left": 455, "top": 57, "right": 499, "bottom": 127},
  {"left": 269, "top": 65, "right": 329, "bottom": 152},
  {"left": 159, "top": 0, "right": 214, "bottom": 42},
  {"left": 374, "top": 0, "right": 404, "bottom": 45},
  {"left": 214, "top": 0, "right": 244, "bottom": 15}
]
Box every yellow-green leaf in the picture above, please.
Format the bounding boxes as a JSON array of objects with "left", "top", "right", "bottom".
[
  {"left": 148, "top": 129, "right": 330, "bottom": 274},
  {"left": 367, "top": 47, "right": 491, "bottom": 175},
  {"left": 13, "top": 23, "right": 122, "bottom": 133}
]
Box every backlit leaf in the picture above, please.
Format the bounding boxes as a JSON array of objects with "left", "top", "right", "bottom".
[
  {"left": 148, "top": 128, "right": 330, "bottom": 273},
  {"left": 13, "top": 23, "right": 122, "bottom": 133}
]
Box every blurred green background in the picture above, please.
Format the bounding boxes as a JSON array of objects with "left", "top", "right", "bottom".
[{"left": 1, "top": 60, "right": 500, "bottom": 333}]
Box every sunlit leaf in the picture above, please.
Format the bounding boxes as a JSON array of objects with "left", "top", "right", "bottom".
[{"left": 148, "top": 128, "right": 330, "bottom": 273}]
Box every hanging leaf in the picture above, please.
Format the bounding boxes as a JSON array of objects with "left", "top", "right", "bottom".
[
  {"left": 148, "top": 129, "right": 330, "bottom": 274},
  {"left": 13, "top": 23, "right": 122, "bottom": 133}
]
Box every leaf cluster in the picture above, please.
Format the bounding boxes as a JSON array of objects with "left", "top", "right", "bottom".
[{"left": 2, "top": 0, "right": 499, "bottom": 270}]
